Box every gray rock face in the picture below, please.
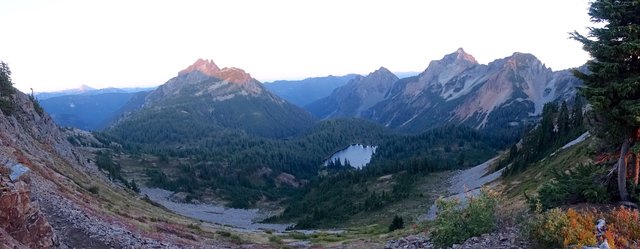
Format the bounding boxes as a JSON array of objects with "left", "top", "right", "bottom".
[
  {"left": 0, "top": 89, "right": 186, "bottom": 248},
  {"left": 364, "top": 49, "right": 581, "bottom": 134},
  {"left": 305, "top": 67, "right": 399, "bottom": 119},
  {"left": 308, "top": 49, "right": 582, "bottom": 140}
]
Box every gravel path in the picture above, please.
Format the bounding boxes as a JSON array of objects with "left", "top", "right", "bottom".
[{"left": 141, "top": 188, "right": 291, "bottom": 232}]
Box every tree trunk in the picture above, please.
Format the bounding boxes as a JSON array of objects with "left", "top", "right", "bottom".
[
  {"left": 618, "top": 138, "right": 632, "bottom": 201},
  {"left": 635, "top": 153, "right": 639, "bottom": 186}
]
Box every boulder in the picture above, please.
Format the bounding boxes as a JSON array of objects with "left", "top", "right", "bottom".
[{"left": 0, "top": 175, "right": 57, "bottom": 248}]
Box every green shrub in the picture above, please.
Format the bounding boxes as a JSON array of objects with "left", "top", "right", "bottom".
[
  {"left": 289, "top": 232, "right": 309, "bottom": 240},
  {"left": 187, "top": 223, "right": 201, "bottom": 231},
  {"left": 525, "top": 208, "right": 568, "bottom": 248},
  {"left": 88, "top": 185, "right": 100, "bottom": 194},
  {"left": 268, "top": 235, "right": 282, "bottom": 244},
  {"left": 535, "top": 179, "right": 569, "bottom": 210},
  {"left": 388, "top": 215, "right": 404, "bottom": 232},
  {"left": 0, "top": 98, "right": 14, "bottom": 116},
  {"left": 527, "top": 207, "right": 640, "bottom": 248},
  {"left": 216, "top": 230, "right": 231, "bottom": 237},
  {"left": 29, "top": 95, "right": 44, "bottom": 115},
  {"left": 431, "top": 189, "right": 497, "bottom": 247},
  {"left": 530, "top": 163, "right": 608, "bottom": 210}
]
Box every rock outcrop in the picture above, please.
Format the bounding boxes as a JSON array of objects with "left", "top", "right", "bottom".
[
  {"left": 384, "top": 226, "right": 530, "bottom": 249},
  {"left": 0, "top": 171, "right": 56, "bottom": 248}
]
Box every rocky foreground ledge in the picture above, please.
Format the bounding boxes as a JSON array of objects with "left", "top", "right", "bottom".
[{"left": 385, "top": 226, "right": 530, "bottom": 249}]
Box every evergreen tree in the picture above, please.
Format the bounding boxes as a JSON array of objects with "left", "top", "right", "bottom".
[
  {"left": 557, "top": 101, "right": 570, "bottom": 137},
  {"left": 572, "top": 0, "right": 640, "bottom": 201},
  {"left": 571, "top": 95, "right": 585, "bottom": 131},
  {"left": 0, "top": 61, "right": 13, "bottom": 95},
  {"left": 388, "top": 215, "right": 404, "bottom": 232},
  {"left": 0, "top": 61, "right": 15, "bottom": 115}
]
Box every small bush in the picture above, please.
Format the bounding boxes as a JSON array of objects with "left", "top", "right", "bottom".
[
  {"left": 431, "top": 189, "right": 498, "bottom": 247},
  {"left": 289, "top": 232, "right": 309, "bottom": 240},
  {"left": 535, "top": 179, "right": 569, "bottom": 210},
  {"left": 29, "top": 95, "right": 44, "bottom": 115},
  {"left": 563, "top": 209, "right": 597, "bottom": 248},
  {"left": 187, "top": 223, "right": 201, "bottom": 231},
  {"left": 528, "top": 207, "right": 640, "bottom": 249},
  {"left": 229, "top": 234, "right": 242, "bottom": 244},
  {"left": 0, "top": 98, "right": 14, "bottom": 116},
  {"left": 530, "top": 163, "right": 609, "bottom": 210},
  {"left": 526, "top": 208, "right": 568, "bottom": 248},
  {"left": 88, "top": 185, "right": 100, "bottom": 194},
  {"left": 142, "top": 195, "right": 164, "bottom": 208},
  {"left": 268, "top": 235, "right": 282, "bottom": 244},
  {"left": 388, "top": 215, "right": 404, "bottom": 232}
]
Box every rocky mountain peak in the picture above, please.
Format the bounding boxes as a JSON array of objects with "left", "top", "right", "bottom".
[
  {"left": 370, "top": 66, "right": 394, "bottom": 77},
  {"left": 179, "top": 58, "right": 221, "bottom": 77},
  {"left": 504, "top": 52, "right": 550, "bottom": 72},
  {"left": 441, "top": 47, "right": 478, "bottom": 65},
  {"left": 505, "top": 52, "right": 543, "bottom": 68},
  {"left": 217, "top": 67, "right": 254, "bottom": 84}
]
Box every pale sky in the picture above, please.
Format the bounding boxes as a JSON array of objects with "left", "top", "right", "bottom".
[{"left": 0, "top": 0, "right": 593, "bottom": 93}]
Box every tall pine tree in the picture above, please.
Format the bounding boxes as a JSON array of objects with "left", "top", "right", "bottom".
[{"left": 572, "top": 0, "right": 640, "bottom": 201}]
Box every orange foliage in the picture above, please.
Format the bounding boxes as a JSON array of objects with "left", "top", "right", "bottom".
[
  {"left": 569, "top": 207, "right": 640, "bottom": 249},
  {"left": 533, "top": 207, "right": 640, "bottom": 248},
  {"left": 606, "top": 207, "right": 640, "bottom": 248},
  {"left": 563, "top": 208, "right": 597, "bottom": 248}
]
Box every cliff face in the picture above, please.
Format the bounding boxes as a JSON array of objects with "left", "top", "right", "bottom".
[
  {"left": 0, "top": 88, "right": 189, "bottom": 248},
  {"left": 0, "top": 89, "right": 79, "bottom": 248},
  {"left": 0, "top": 172, "right": 56, "bottom": 248}
]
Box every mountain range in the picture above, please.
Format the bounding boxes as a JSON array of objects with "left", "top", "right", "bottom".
[
  {"left": 35, "top": 85, "right": 155, "bottom": 100},
  {"left": 306, "top": 48, "right": 582, "bottom": 141},
  {"left": 39, "top": 49, "right": 582, "bottom": 144},
  {"left": 0, "top": 48, "right": 590, "bottom": 247}
]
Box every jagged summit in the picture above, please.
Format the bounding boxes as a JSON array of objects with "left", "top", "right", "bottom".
[
  {"left": 179, "top": 58, "right": 221, "bottom": 76},
  {"left": 179, "top": 59, "right": 253, "bottom": 84},
  {"left": 370, "top": 66, "right": 394, "bottom": 77},
  {"left": 440, "top": 48, "right": 478, "bottom": 65}
]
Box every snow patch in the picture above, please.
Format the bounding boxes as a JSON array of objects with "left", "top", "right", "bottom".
[
  {"left": 550, "top": 132, "right": 590, "bottom": 156},
  {"left": 561, "top": 132, "right": 590, "bottom": 150}
]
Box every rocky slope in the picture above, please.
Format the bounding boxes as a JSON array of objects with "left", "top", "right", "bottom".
[
  {"left": 0, "top": 87, "right": 242, "bottom": 248},
  {"left": 109, "top": 59, "right": 316, "bottom": 140},
  {"left": 305, "top": 67, "right": 398, "bottom": 119},
  {"left": 365, "top": 49, "right": 581, "bottom": 134}
]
